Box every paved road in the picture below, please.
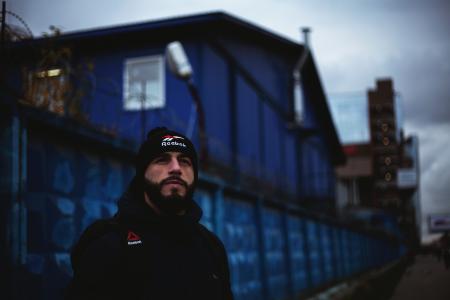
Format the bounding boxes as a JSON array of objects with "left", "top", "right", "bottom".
[{"left": 390, "top": 255, "right": 450, "bottom": 300}]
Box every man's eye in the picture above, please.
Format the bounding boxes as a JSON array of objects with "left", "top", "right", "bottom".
[
  {"left": 179, "top": 158, "right": 192, "bottom": 166},
  {"left": 154, "top": 157, "right": 169, "bottom": 163}
]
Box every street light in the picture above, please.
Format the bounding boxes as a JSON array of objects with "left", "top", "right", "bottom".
[{"left": 165, "top": 41, "right": 208, "bottom": 166}]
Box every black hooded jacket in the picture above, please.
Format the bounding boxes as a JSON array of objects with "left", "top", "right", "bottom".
[{"left": 65, "top": 178, "right": 233, "bottom": 300}]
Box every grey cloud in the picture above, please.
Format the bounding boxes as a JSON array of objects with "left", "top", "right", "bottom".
[{"left": 391, "top": 51, "right": 450, "bottom": 127}]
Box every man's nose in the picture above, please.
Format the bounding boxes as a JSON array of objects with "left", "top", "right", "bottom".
[{"left": 168, "top": 157, "right": 182, "bottom": 173}]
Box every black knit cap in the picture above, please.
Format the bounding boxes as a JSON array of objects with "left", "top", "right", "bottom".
[{"left": 135, "top": 127, "right": 198, "bottom": 183}]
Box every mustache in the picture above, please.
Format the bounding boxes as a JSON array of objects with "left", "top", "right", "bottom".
[{"left": 160, "top": 176, "right": 188, "bottom": 188}]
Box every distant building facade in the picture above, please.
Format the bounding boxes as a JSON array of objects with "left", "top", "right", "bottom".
[{"left": 330, "top": 79, "right": 420, "bottom": 243}]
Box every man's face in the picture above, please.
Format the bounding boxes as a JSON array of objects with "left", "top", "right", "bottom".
[{"left": 144, "top": 151, "right": 194, "bottom": 199}]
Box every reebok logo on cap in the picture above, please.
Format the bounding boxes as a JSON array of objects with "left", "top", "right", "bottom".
[{"left": 161, "top": 135, "right": 187, "bottom": 147}]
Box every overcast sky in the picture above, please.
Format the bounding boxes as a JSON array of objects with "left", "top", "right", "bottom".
[{"left": 7, "top": 0, "right": 450, "bottom": 242}]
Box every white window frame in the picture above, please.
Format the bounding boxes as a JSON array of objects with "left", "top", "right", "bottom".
[{"left": 123, "top": 55, "right": 165, "bottom": 110}]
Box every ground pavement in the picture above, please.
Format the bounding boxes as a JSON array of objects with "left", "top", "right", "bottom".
[{"left": 389, "top": 254, "right": 450, "bottom": 300}]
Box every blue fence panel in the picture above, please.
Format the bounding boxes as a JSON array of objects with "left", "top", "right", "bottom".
[
  {"left": 320, "top": 224, "right": 334, "bottom": 283},
  {"left": 355, "top": 233, "right": 363, "bottom": 273},
  {"left": 332, "top": 227, "right": 343, "bottom": 279},
  {"left": 25, "top": 133, "right": 134, "bottom": 299},
  {"left": 350, "top": 232, "right": 358, "bottom": 274},
  {"left": 362, "top": 236, "right": 370, "bottom": 270},
  {"left": 287, "top": 216, "right": 308, "bottom": 294},
  {"left": 222, "top": 197, "right": 263, "bottom": 300},
  {"left": 194, "top": 189, "right": 215, "bottom": 231},
  {"left": 305, "top": 220, "right": 322, "bottom": 287},
  {"left": 342, "top": 229, "right": 352, "bottom": 277},
  {"left": 3, "top": 112, "right": 408, "bottom": 300},
  {"left": 262, "top": 208, "right": 289, "bottom": 300},
  {"left": 370, "top": 238, "right": 376, "bottom": 267},
  {"left": 375, "top": 240, "right": 382, "bottom": 266}
]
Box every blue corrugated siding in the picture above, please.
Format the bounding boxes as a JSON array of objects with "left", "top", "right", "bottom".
[
  {"left": 83, "top": 43, "right": 198, "bottom": 145},
  {"left": 342, "top": 230, "right": 352, "bottom": 277},
  {"left": 300, "top": 137, "right": 335, "bottom": 199},
  {"left": 63, "top": 37, "right": 340, "bottom": 200},
  {"left": 24, "top": 131, "right": 134, "bottom": 299},
  {"left": 194, "top": 188, "right": 215, "bottom": 231},
  {"left": 305, "top": 220, "right": 322, "bottom": 287},
  {"left": 263, "top": 103, "right": 282, "bottom": 185},
  {"left": 82, "top": 50, "right": 124, "bottom": 134},
  {"left": 217, "top": 37, "right": 292, "bottom": 113},
  {"left": 223, "top": 196, "right": 263, "bottom": 300},
  {"left": 284, "top": 131, "right": 298, "bottom": 196},
  {"left": 320, "top": 224, "right": 334, "bottom": 282},
  {"left": 287, "top": 217, "right": 308, "bottom": 293},
  {"left": 236, "top": 74, "right": 261, "bottom": 175},
  {"left": 262, "top": 208, "right": 289, "bottom": 300},
  {"left": 332, "top": 227, "right": 344, "bottom": 279},
  {"left": 8, "top": 125, "right": 405, "bottom": 300},
  {"left": 201, "top": 44, "right": 232, "bottom": 164}
]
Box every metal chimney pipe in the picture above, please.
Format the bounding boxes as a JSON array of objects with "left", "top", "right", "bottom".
[{"left": 301, "top": 27, "right": 311, "bottom": 48}]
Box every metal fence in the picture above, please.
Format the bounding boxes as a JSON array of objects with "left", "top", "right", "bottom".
[{"left": 1, "top": 110, "right": 404, "bottom": 300}]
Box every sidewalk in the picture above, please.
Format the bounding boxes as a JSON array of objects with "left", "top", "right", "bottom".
[
  {"left": 389, "top": 254, "right": 450, "bottom": 300},
  {"left": 305, "top": 258, "right": 407, "bottom": 300}
]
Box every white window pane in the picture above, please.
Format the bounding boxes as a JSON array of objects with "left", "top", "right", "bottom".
[
  {"left": 124, "top": 55, "right": 165, "bottom": 111},
  {"left": 129, "top": 82, "right": 143, "bottom": 97}
]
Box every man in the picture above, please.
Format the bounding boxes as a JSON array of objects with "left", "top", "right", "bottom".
[{"left": 65, "top": 127, "right": 233, "bottom": 300}]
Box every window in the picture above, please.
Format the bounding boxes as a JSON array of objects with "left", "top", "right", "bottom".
[
  {"left": 123, "top": 55, "right": 165, "bottom": 110},
  {"left": 23, "top": 68, "right": 68, "bottom": 115}
]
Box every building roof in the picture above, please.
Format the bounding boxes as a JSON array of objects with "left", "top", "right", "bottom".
[
  {"left": 14, "top": 11, "right": 302, "bottom": 53},
  {"left": 10, "top": 11, "right": 345, "bottom": 164}
]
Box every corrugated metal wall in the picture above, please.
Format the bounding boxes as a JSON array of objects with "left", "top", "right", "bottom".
[
  {"left": 194, "top": 185, "right": 402, "bottom": 300},
  {"left": 1, "top": 115, "right": 404, "bottom": 300}
]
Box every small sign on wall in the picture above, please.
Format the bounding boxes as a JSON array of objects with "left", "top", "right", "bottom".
[{"left": 429, "top": 214, "right": 450, "bottom": 233}]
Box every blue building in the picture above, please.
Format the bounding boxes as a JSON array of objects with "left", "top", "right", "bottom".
[{"left": 1, "top": 12, "right": 403, "bottom": 300}]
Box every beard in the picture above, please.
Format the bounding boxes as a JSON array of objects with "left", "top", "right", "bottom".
[{"left": 143, "top": 177, "right": 195, "bottom": 215}]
